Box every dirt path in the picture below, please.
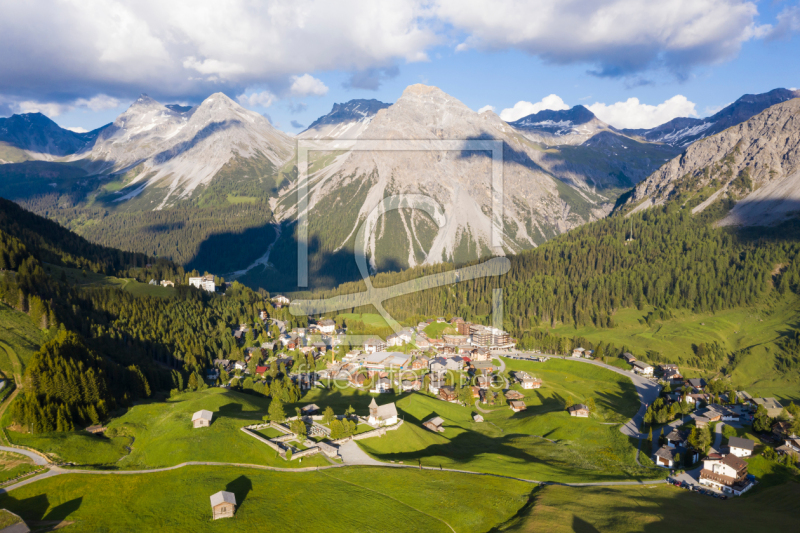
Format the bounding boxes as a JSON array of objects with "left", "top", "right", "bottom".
[{"left": 0, "top": 342, "right": 24, "bottom": 446}]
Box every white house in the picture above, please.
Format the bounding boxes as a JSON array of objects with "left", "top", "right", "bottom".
[
  {"left": 210, "top": 491, "right": 236, "bottom": 520},
  {"left": 317, "top": 318, "right": 336, "bottom": 334},
  {"left": 189, "top": 274, "right": 216, "bottom": 292},
  {"left": 364, "top": 338, "right": 386, "bottom": 354},
  {"left": 368, "top": 398, "right": 398, "bottom": 426},
  {"left": 727, "top": 436, "right": 755, "bottom": 457},
  {"left": 370, "top": 377, "right": 392, "bottom": 394},
  {"left": 572, "top": 347, "right": 585, "bottom": 358},
  {"left": 272, "top": 295, "right": 290, "bottom": 306},
  {"left": 631, "top": 361, "right": 654, "bottom": 376}
]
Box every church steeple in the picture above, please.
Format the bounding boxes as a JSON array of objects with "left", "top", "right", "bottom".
[{"left": 369, "top": 397, "right": 378, "bottom": 418}]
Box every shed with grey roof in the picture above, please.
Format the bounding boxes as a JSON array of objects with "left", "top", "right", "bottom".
[
  {"left": 210, "top": 491, "right": 236, "bottom": 519},
  {"left": 192, "top": 410, "right": 213, "bottom": 428}
]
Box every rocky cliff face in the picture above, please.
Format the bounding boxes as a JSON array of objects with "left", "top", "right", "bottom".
[
  {"left": 273, "top": 84, "right": 625, "bottom": 280},
  {"left": 623, "top": 97, "right": 800, "bottom": 226},
  {"left": 0, "top": 112, "right": 102, "bottom": 162},
  {"left": 622, "top": 88, "right": 800, "bottom": 147},
  {"left": 82, "top": 93, "right": 294, "bottom": 208},
  {"left": 299, "top": 99, "right": 391, "bottom": 140},
  {"left": 509, "top": 105, "right": 616, "bottom": 146}
]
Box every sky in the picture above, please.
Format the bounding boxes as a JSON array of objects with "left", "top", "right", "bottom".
[{"left": 0, "top": 0, "right": 798, "bottom": 134}]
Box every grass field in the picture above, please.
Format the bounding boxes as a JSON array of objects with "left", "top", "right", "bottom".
[
  {"left": 5, "top": 388, "right": 328, "bottom": 469},
  {"left": 495, "top": 482, "right": 800, "bottom": 532},
  {"left": 424, "top": 322, "right": 456, "bottom": 339},
  {"left": 0, "top": 466, "right": 533, "bottom": 532},
  {"left": 336, "top": 313, "right": 391, "bottom": 328},
  {"left": 0, "top": 450, "right": 38, "bottom": 484},
  {"left": 0, "top": 302, "right": 45, "bottom": 375},
  {"left": 550, "top": 297, "right": 800, "bottom": 401},
  {"left": 358, "top": 359, "right": 662, "bottom": 483},
  {"left": 49, "top": 265, "right": 177, "bottom": 298}
]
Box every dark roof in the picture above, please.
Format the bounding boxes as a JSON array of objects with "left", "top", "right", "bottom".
[
  {"left": 666, "top": 429, "right": 690, "bottom": 442},
  {"left": 655, "top": 446, "right": 677, "bottom": 461},
  {"left": 727, "top": 436, "right": 755, "bottom": 451},
  {"left": 721, "top": 453, "right": 748, "bottom": 471},
  {"left": 688, "top": 378, "right": 707, "bottom": 388}
]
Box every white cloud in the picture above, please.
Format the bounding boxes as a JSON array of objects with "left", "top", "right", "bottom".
[
  {"left": 477, "top": 105, "right": 494, "bottom": 114},
  {"left": 438, "top": 0, "right": 766, "bottom": 77},
  {"left": 237, "top": 90, "right": 278, "bottom": 108},
  {"left": 64, "top": 126, "right": 88, "bottom": 133},
  {"left": 767, "top": 5, "right": 800, "bottom": 40},
  {"left": 588, "top": 95, "right": 697, "bottom": 129},
  {"left": 16, "top": 100, "right": 69, "bottom": 117},
  {"left": 6, "top": 93, "right": 122, "bottom": 117},
  {"left": 499, "top": 95, "right": 569, "bottom": 122},
  {"left": 0, "top": 0, "right": 438, "bottom": 102},
  {"left": 289, "top": 74, "right": 329, "bottom": 97},
  {"left": 74, "top": 94, "right": 121, "bottom": 111}
]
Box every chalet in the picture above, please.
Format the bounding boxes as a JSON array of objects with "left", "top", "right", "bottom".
[
  {"left": 429, "top": 357, "right": 448, "bottom": 374},
  {"left": 631, "top": 361, "right": 654, "bottom": 376},
  {"left": 234, "top": 360, "right": 247, "bottom": 371},
  {"left": 472, "top": 360, "right": 494, "bottom": 374},
  {"left": 654, "top": 445, "right": 679, "bottom": 468},
  {"left": 317, "top": 318, "right": 336, "bottom": 334},
  {"left": 85, "top": 424, "right": 106, "bottom": 434},
  {"left": 423, "top": 416, "right": 445, "bottom": 432},
  {"left": 428, "top": 379, "right": 445, "bottom": 395},
  {"left": 436, "top": 317, "right": 446, "bottom": 323},
  {"left": 261, "top": 341, "right": 276, "bottom": 351},
  {"left": 696, "top": 406, "right": 723, "bottom": 422},
  {"left": 772, "top": 421, "right": 797, "bottom": 439},
  {"left": 368, "top": 398, "right": 398, "bottom": 426},
  {"left": 370, "top": 377, "right": 393, "bottom": 394},
  {"left": 160, "top": 280, "right": 174, "bottom": 287},
  {"left": 271, "top": 295, "right": 290, "bottom": 306},
  {"left": 210, "top": 491, "right": 236, "bottom": 520},
  {"left": 439, "top": 344, "right": 456, "bottom": 355},
  {"left": 412, "top": 356, "right": 430, "bottom": 370},
  {"left": 473, "top": 348, "right": 493, "bottom": 361},
  {"left": 301, "top": 404, "right": 320, "bottom": 416},
  {"left": 567, "top": 404, "right": 590, "bottom": 417},
  {"left": 445, "top": 357, "right": 465, "bottom": 371},
  {"left": 442, "top": 334, "right": 469, "bottom": 345},
  {"left": 450, "top": 317, "right": 465, "bottom": 325},
  {"left": 476, "top": 375, "right": 491, "bottom": 389},
  {"left": 192, "top": 410, "right": 213, "bottom": 428},
  {"left": 364, "top": 338, "right": 387, "bottom": 354},
  {"left": 255, "top": 365, "right": 268, "bottom": 375},
  {"left": 312, "top": 342, "right": 328, "bottom": 353},
  {"left": 699, "top": 453, "right": 751, "bottom": 495},
  {"left": 416, "top": 337, "right": 431, "bottom": 349},
  {"left": 509, "top": 400, "right": 527, "bottom": 412},
  {"left": 505, "top": 390, "right": 524, "bottom": 401},
  {"left": 350, "top": 374, "right": 367, "bottom": 388},
  {"left": 753, "top": 397, "right": 784, "bottom": 418},
  {"left": 665, "top": 429, "right": 690, "bottom": 448},
  {"left": 776, "top": 438, "right": 800, "bottom": 458},
  {"left": 685, "top": 378, "right": 707, "bottom": 391},
  {"left": 471, "top": 386, "right": 481, "bottom": 399},
  {"left": 399, "top": 379, "right": 421, "bottom": 392},
  {"left": 571, "top": 347, "right": 585, "bottom": 358},
  {"left": 622, "top": 352, "right": 636, "bottom": 364},
  {"left": 473, "top": 414, "right": 484, "bottom": 423},
  {"left": 726, "top": 437, "right": 755, "bottom": 458},
  {"left": 439, "top": 386, "right": 457, "bottom": 402}
]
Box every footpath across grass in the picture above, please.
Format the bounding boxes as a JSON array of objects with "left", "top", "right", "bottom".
[{"left": 0, "top": 465, "right": 533, "bottom": 533}]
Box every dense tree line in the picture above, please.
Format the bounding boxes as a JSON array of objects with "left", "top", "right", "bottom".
[
  {"left": 20, "top": 194, "right": 276, "bottom": 272},
  {"left": 11, "top": 331, "right": 152, "bottom": 433}
]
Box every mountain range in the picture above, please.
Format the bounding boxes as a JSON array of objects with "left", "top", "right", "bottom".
[{"left": 0, "top": 85, "right": 797, "bottom": 291}]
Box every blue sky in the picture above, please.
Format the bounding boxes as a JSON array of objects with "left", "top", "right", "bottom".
[{"left": 1, "top": 0, "right": 797, "bottom": 133}]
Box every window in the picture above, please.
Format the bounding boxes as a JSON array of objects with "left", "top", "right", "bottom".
[{"left": 221, "top": 506, "right": 226, "bottom": 512}]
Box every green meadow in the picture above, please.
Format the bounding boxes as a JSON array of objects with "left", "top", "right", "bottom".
[
  {"left": 496, "top": 482, "right": 800, "bottom": 532},
  {"left": 551, "top": 298, "right": 800, "bottom": 401},
  {"left": 0, "top": 466, "right": 532, "bottom": 533},
  {"left": 357, "top": 358, "right": 662, "bottom": 483}
]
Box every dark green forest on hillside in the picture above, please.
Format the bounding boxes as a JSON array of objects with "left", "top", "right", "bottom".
[
  {"left": 301, "top": 205, "right": 800, "bottom": 372},
  {"left": 0, "top": 198, "right": 306, "bottom": 433}
]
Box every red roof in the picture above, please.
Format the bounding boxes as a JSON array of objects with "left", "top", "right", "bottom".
[
  {"left": 255, "top": 366, "right": 268, "bottom": 373},
  {"left": 461, "top": 356, "right": 472, "bottom": 363}
]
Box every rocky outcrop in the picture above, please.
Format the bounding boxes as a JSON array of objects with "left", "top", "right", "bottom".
[{"left": 623, "top": 97, "right": 800, "bottom": 226}]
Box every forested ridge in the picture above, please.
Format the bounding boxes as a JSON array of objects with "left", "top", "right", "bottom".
[
  {"left": 0, "top": 199, "right": 301, "bottom": 433},
  {"left": 303, "top": 204, "right": 800, "bottom": 368}
]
